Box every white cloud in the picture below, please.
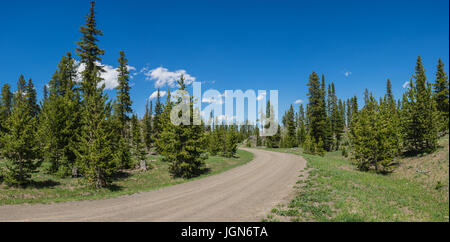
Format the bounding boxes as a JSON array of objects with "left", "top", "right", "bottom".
[
  {"left": 257, "top": 93, "right": 266, "bottom": 101},
  {"left": 203, "top": 97, "right": 224, "bottom": 105},
  {"left": 203, "top": 97, "right": 216, "bottom": 103},
  {"left": 149, "top": 90, "right": 167, "bottom": 100},
  {"left": 76, "top": 61, "right": 136, "bottom": 90},
  {"left": 101, "top": 64, "right": 120, "bottom": 90},
  {"left": 344, "top": 71, "right": 352, "bottom": 77},
  {"left": 217, "top": 115, "right": 236, "bottom": 122},
  {"left": 294, "top": 99, "right": 303, "bottom": 104},
  {"left": 143, "top": 67, "right": 196, "bottom": 88},
  {"left": 402, "top": 81, "right": 410, "bottom": 89}
]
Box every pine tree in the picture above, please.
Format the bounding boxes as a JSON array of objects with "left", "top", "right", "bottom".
[
  {"left": 401, "top": 56, "right": 438, "bottom": 154},
  {"left": 0, "top": 84, "right": 13, "bottom": 135},
  {"left": 273, "top": 124, "right": 282, "bottom": 148},
  {"left": 328, "top": 82, "right": 341, "bottom": 150},
  {"left": 302, "top": 132, "right": 315, "bottom": 155},
  {"left": 112, "top": 51, "right": 133, "bottom": 169},
  {"left": 143, "top": 100, "right": 153, "bottom": 149},
  {"left": 224, "top": 125, "right": 239, "bottom": 157},
  {"left": 39, "top": 53, "right": 81, "bottom": 176},
  {"left": 255, "top": 126, "right": 262, "bottom": 146},
  {"left": 264, "top": 101, "right": 280, "bottom": 148},
  {"left": 364, "top": 88, "right": 369, "bottom": 106},
  {"left": 156, "top": 75, "right": 207, "bottom": 178},
  {"left": 433, "top": 58, "right": 449, "bottom": 133},
  {"left": 322, "top": 77, "right": 332, "bottom": 151},
  {"left": 17, "top": 75, "right": 27, "bottom": 98},
  {"left": 284, "top": 105, "right": 297, "bottom": 148},
  {"left": 351, "top": 96, "right": 358, "bottom": 118},
  {"left": 307, "top": 72, "right": 328, "bottom": 151},
  {"left": 131, "top": 114, "right": 140, "bottom": 157},
  {"left": 74, "top": 0, "right": 117, "bottom": 188},
  {"left": 208, "top": 127, "right": 219, "bottom": 155},
  {"left": 135, "top": 129, "right": 149, "bottom": 170},
  {"left": 25, "top": 79, "right": 39, "bottom": 118},
  {"left": 43, "top": 85, "right": 48, "bottom": 102},
  {"left": 114, "top": 51, "right": 133, "bottom": 136},
  {"left": 153, "top": 89, "right": 163, "bottom": 143},
  {"left": 1, "top": 77, "right": 41, "bottom": 186},
  {"left": 335, "top": 99, "right": 345, "bottom": 150},
  {"left": 385, "top": 79, "right": 402, "bottom": 154},
  {"left": 350, "top": 95, "right": 400, "bottom": 173},
  {"left": 296, "top": 104, "right": 306, "bottom": 146},
  {"left": 346, "top": 98, "right": 352, "bottom": 128},
  {"left": 386, "top": 79, "right": 395, "bottom": 108}
]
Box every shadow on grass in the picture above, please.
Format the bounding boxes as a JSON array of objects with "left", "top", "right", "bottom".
[
  {"left": 201, "top": 167, "right": 211, "bottom": 175},
  {"left": 106, "top": 183, "right": 124, "bottom": 192},
  {"left": 26, "top": 179, "right": 61, "bottom": 189},
  {"left": 113, "top": 171, "right": 133, "bottom": 181},
  {"left": 401, "top": 148, "right": 438, "bottom": 158}
]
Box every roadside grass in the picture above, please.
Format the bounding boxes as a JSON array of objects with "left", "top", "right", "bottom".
[
  {"left": 0, "top": 149, "right": 253, "bottom": 205},
  {"left": 262, "top": 136, "right": 449, "bottom": 222}
]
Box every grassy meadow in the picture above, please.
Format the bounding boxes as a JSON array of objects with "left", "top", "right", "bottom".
[{"left": 263, "top": 136, "right": 449, "bottom": 222}]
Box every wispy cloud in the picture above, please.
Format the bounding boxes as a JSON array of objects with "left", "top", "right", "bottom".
[
  {"left": 217, "top": 115, "right": 236, "bottom": 122},
  {"left": 257, "top": 93, "right": 266, "bottom": 101},
  {"left": 402, "top": 81, "right": 411, "bottom": 89},
  {"left": 149, "top": 90, "right": 167, "bottom": 100},
  {"left": 142, "top": 67, "right": 196, "bottom": 88},
  {"left": 343, "top": 71, "right": 352, "bottom": 77},
  {"left": 294, "top": 99, "right": 304, "bottom": 104}
]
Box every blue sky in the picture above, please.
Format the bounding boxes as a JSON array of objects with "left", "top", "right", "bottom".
[{"left": 0, "top": 0, "right": 448, "bottom": 119}]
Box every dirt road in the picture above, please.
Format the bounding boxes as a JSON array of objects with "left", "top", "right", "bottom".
[{"left": 0, "top": 148, "right": 306, "bottom": 222}]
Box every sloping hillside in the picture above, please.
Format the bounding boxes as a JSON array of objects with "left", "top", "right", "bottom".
[{"left": 263, "top": 136, "right": 449, "bottom": 222}]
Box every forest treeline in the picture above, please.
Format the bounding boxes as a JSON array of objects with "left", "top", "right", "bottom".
[
  {"left": 272, "top": 56, "right": 449, "bottom": 173},
  {"left": 0, "top": 1, "right": 242, "bottom": 188}
]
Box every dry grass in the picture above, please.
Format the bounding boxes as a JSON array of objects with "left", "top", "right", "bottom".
[{"left": 394, "top": 135, "right": 449, "bottom": 199}]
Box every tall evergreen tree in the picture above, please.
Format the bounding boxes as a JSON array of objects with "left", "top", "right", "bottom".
[
  {"left": 264, "top": 101, "right": 280, "bottom": 148},
  {"left": 156, "top": 76, "right": 207, "bottom": 178},
  {"left": 74, "top": 0, "right": 117, "bottom": 188},
  {"left": 296, "top": 104, "right": 306, "bottom": 145},
  {"left": 433, "top": 58, "right": 449, "bottom": 132},
  {"left": 143, "top": 100, "right": 153, "bottom": 149},
  {"left": 0, "top": 77, "right": 40, "bottom": 185},
  {"left": 307, "top": 72, "right": 328, "bottom": 151},
  {"left": 224, "top": 124, "right": 239, "bottom": 157},
  {"left": 43, "top": 85, "right": 48, "bottom": 102},
  {"left": 114, "top": 51, "right": 133, "bottom": 135},
  {"left": 130, "top": 114, "right": 141, "bottom": 158},
  {"left": 208, "top": 120, "right": 222, "bottom": 155},
  {"left": 255, "top": 125, "right": 262, "bottom": 146},
  {"left": 401, "top": 56, "right": 438, "bottom": 154},
  {"left": 17, "top": 75, "right": 27, "bottom": 97},
  {"left": 346, "top": 98, "right": 352, "bottom": 128},
  {"left": 39, "top": 53, "right": 81, "bottom": 176},
  {"left": 0, "top": 84, "right": 13, "bottom": 135},
  {"left": 112, "top": 51, "right": 133, "bottom": 169},
  {"left": 284, "top": 105, "right": 297, "bottom": 148},
  {"left": 386, "top": 79, "right": 395, "bottom": 108},
  {"left": 335, "top": 99, "right": 345, "bottom": 150},
  {"left": 364, "top": 88, "right": 369, "bottom": 106},
  {"left": 152, "top": 89, "right": 163, "bottom": 143},
  {"left": 328, "top": 82, "right": 341, "bottom": 150},
  {"left": 25, "top": 79, "right": 39, "bottom": 118}
]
